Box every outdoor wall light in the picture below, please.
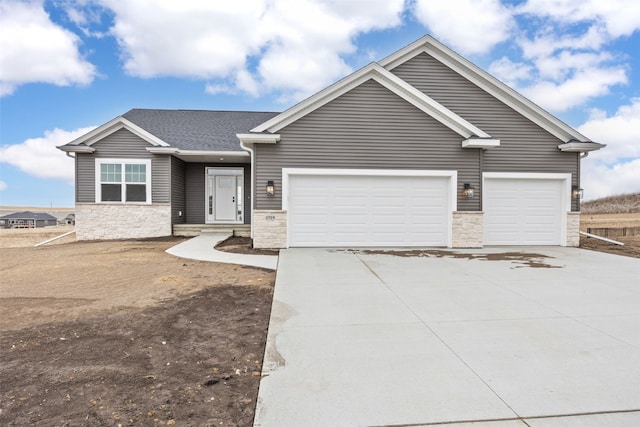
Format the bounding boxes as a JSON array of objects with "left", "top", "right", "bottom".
[
  {"left": 266, "top": 180, "right": 275, "bottom": 196},
  {"left": 462, "top": 183, "right": 475, "bottom": 199},
  {"left": 572, "top": 186, "right": 584, "bottom": 199}
]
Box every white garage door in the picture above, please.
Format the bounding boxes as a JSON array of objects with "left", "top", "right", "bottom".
[
  {"left": 484, "top": 178, "right": 565, "bottom": 245},
  {"left": 287, "top": 174, "right": 451, "bottom": 247}
]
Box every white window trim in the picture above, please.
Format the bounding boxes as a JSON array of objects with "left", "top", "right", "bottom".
[
  {"left": 95, "top": 158, "right": 152, "bottom": 204},
  {"left": 482, "top": 172, "right": 572, "bottom": 246},
  {"left": 282, "top": 168, "right": 457, "bottom": 248}
]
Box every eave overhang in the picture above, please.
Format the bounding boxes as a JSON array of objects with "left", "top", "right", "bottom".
[
  {"left": 145, "top": 147, "right": 250, "bottom": 163},
  {"left": 236, "top": 133, "right": 281, "bottom": 144},
  {"left": 57, "top": 144, "right": 95, "bottom": 153},
  {"left": 462, "top": 138, "right": 501, "bottom": 149},
  {"left": 558, "top": 141, "right": 606, "bottom": 153}
]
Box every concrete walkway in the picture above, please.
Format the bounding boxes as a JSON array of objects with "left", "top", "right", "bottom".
[
  {"left": 255, "top": 247, "right": 640, "bottom": 426},
  {"left": 166, "top": 232, "right": 278, "bottom": 270}
]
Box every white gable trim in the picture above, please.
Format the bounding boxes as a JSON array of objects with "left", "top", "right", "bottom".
[
  {"left": 67, "top": 116, "right": 170, "bottom": 147},
  {"left": 251, "top": 63, "right": 490, "bottom": 139},
  {"left": 380, "top": 35, "right": 594, "bottom": 144}
]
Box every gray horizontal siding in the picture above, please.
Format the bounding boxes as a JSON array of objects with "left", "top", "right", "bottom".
[
  {"left": 255, "top": 79, "right": 480, "bottom": 211},
  {"left": 75, "top": 128, "right": 170, "bottom": 204},
  {"left": 76, "top": 153, "right": 95, "bottom": 203},
  {"left": 390, "top": 53, "right": 580, "bottom": 211},
  {"left": 171, "top": 157, "right": 186, "bottom": 224},
  {"left": 185, "top": 163, "right": 251, "bottom": 224}
]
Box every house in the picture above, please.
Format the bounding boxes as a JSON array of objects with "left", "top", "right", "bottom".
[
  {"left": 58, "top": 35, "right": 604, "bottom": 248},
  {"left": 61, "top": 213, "right": 76, "bottom": 226},
  {"left": 0, "top": 211, "right": 59, "bottom": 228}
]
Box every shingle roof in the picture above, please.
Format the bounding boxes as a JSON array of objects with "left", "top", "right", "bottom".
[
  {"left": 0, "top": 211, "right": 58, "bottom": 221},
  {"left": 122, "top": 109, "right": 280, "bottom": 151}
]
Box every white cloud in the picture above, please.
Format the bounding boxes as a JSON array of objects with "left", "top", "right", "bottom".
[
  {"left": 581, "top": 158, "right": 640, "bottom": 200},
  {"left": 0, "top": 180, "right": 6, "bottom": 191},
  {"left": 413, "top": 0, "right": 514, "bottom": 55},
  {"left": 518, "top": 0, "right": 640, "bottom": 38},
  {"left": 0, "top": 126, "right": 95, "bottom": 183},
  {"left": 578, "top": 98, "right": 640, "bottom": 199},
  {"left": 505, "top": 0, "right": 639, "bottom": 112},
  {"left": 489, "top": 57, "right": 533, "bottom": 87},
  {"left": 98, "top": 0, "right": 404, "bottom": 101},
  {"left": 522, "top": 66, "right": 627, "bottom": 112},
  {"left": 578, "top": 98, "right": 640, "bottom": 163},
  {"left": 0, "top": 0, "right": 96, "bottom": 96},
  {"left": 517, "top": 27, "right": 610, "bottom": 61}
]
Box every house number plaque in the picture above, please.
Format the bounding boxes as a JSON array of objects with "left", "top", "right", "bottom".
[{"left": 265, "top": 215, "right": 276, "bottom": 221}]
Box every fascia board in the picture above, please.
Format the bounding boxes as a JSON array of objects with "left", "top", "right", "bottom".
[
  {"left": 57, "top": 144, "right": 95, "bottom": 153},
  {"left": 462, "top": 138, "right": 501, "bottom": 149},
  {"left": 380, "top": 35, "right": 592, "bottom": 143},
  {"left": 251, "top": 63, "right": 488, "bottom": 139},
  {"left": 236, "top": 134, "right": 280, "bottom": 144},
  {"left": 558, "top": 141, "right": 606, "bottom": 152},
  {"left": 179, "top": 150, "right": 249, "bottom": 157},
  {"left": 67, "top": 116, "right": 170, "bottom": 147},
  {"left": 145, "top": 147, "right": 250, "bottom": 157},
  {"left": 145, "top": 147, "right": 179, "bottom": 154}
]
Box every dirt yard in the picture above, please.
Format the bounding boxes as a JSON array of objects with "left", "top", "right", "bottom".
[
  {"left": 0, "top": 229, "right": 275, "bottom": 426},
  {"left": 580, "top": 213, "right": 640, "bottom": 258},
  {"left": 1, "top": 213, "right": 637, "bottom": 426}
]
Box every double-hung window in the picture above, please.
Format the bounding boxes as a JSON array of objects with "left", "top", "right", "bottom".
[{"left": 96, "top": 159, "right": 151, "bottom": 203}]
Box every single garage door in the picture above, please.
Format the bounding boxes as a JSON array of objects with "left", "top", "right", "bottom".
[
  {"left": 484, "top": 178, "right": 564, "bottom": 245},
  {"left": 288, "top": 174, "right": 451, "bottom": 247}
]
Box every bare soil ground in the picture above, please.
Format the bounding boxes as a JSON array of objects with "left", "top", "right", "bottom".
[
  {"left": 1, "top": 209, "right": 637, "bottom": 426},
  {"left": 580, "top": 213, "right": 640, "bottom": 258},
  {"left": 0, "top": 230, "right": 275, "bottom": 426}
]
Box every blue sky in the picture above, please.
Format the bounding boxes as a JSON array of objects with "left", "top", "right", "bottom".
[{"left": 1, "top": 0, "right": 639, "bottom": 207}]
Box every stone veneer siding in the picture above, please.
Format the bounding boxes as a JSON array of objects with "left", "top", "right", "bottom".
[
  {"left": 451, "top": 211, "right": 484, "bottom": 248},
  {"left": 566, "top": 212, "right": 580, "bottom": 247},
  {"left": 76, "top": 203, "right": 171, "bottom": 240},
  {"left": 252, "top": 210, "right": 287, "bottom": 249}
]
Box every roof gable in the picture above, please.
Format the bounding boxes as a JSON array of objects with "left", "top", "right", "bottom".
[
  {"left": 123, "top": 109, "right": 279, "bottom": 151},
  {"left": 250, "top": 63, "right": 491, "bottom": 139},
  {"left": 66, "top": 116, "right": 169, "bottom": 148},
  {"left": 379, "top": 35, "right": 593, "bottom": 143},
  {"left": 59, "top": 109, "right": 281, "bottom": 153}
]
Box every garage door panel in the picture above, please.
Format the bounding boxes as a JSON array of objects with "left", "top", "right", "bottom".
[
  {"left": 484, "top": 178, "right": 564, "bottom": 245},
  {"left": 288, "top": 174, "right": 450, "bottom": 247}
]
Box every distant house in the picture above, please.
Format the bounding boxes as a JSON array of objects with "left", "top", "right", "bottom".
[
  {"left": 0, "top": 211, "right": 59, "bottom": 229},
  {"left": 62, "top": 213, "right": 76, "bottom": 226},
  {"left": 58, "top": 35, "right": 604, "bottom": 248}
]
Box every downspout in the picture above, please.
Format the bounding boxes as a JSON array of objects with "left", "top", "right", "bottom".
[{"left": 239, "top": 140, "right": 255, "bottom": 239}]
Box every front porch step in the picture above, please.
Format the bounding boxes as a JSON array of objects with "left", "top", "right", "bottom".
[{"left": 173, "top": 224, "right": 251, "bottom": 237}]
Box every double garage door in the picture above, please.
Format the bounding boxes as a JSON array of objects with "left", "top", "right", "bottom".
[
  {"left": 287, "top": 173, "right": 452, "bottom": 247},
  {"left": 286, "top": 172, "right": 568, "bottom": 247}
]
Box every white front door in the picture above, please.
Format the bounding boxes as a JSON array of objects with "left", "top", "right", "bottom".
[
  {"left": 215, "top": 176, "right": 236, "bottom": 221},
  {"left": 205, "top": 168, "right": 244, "bottom": 223}
]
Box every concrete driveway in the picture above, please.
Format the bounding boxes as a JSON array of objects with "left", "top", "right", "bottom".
[{"left": 254, "top": 247, "right": 640, "bottom": 427}]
